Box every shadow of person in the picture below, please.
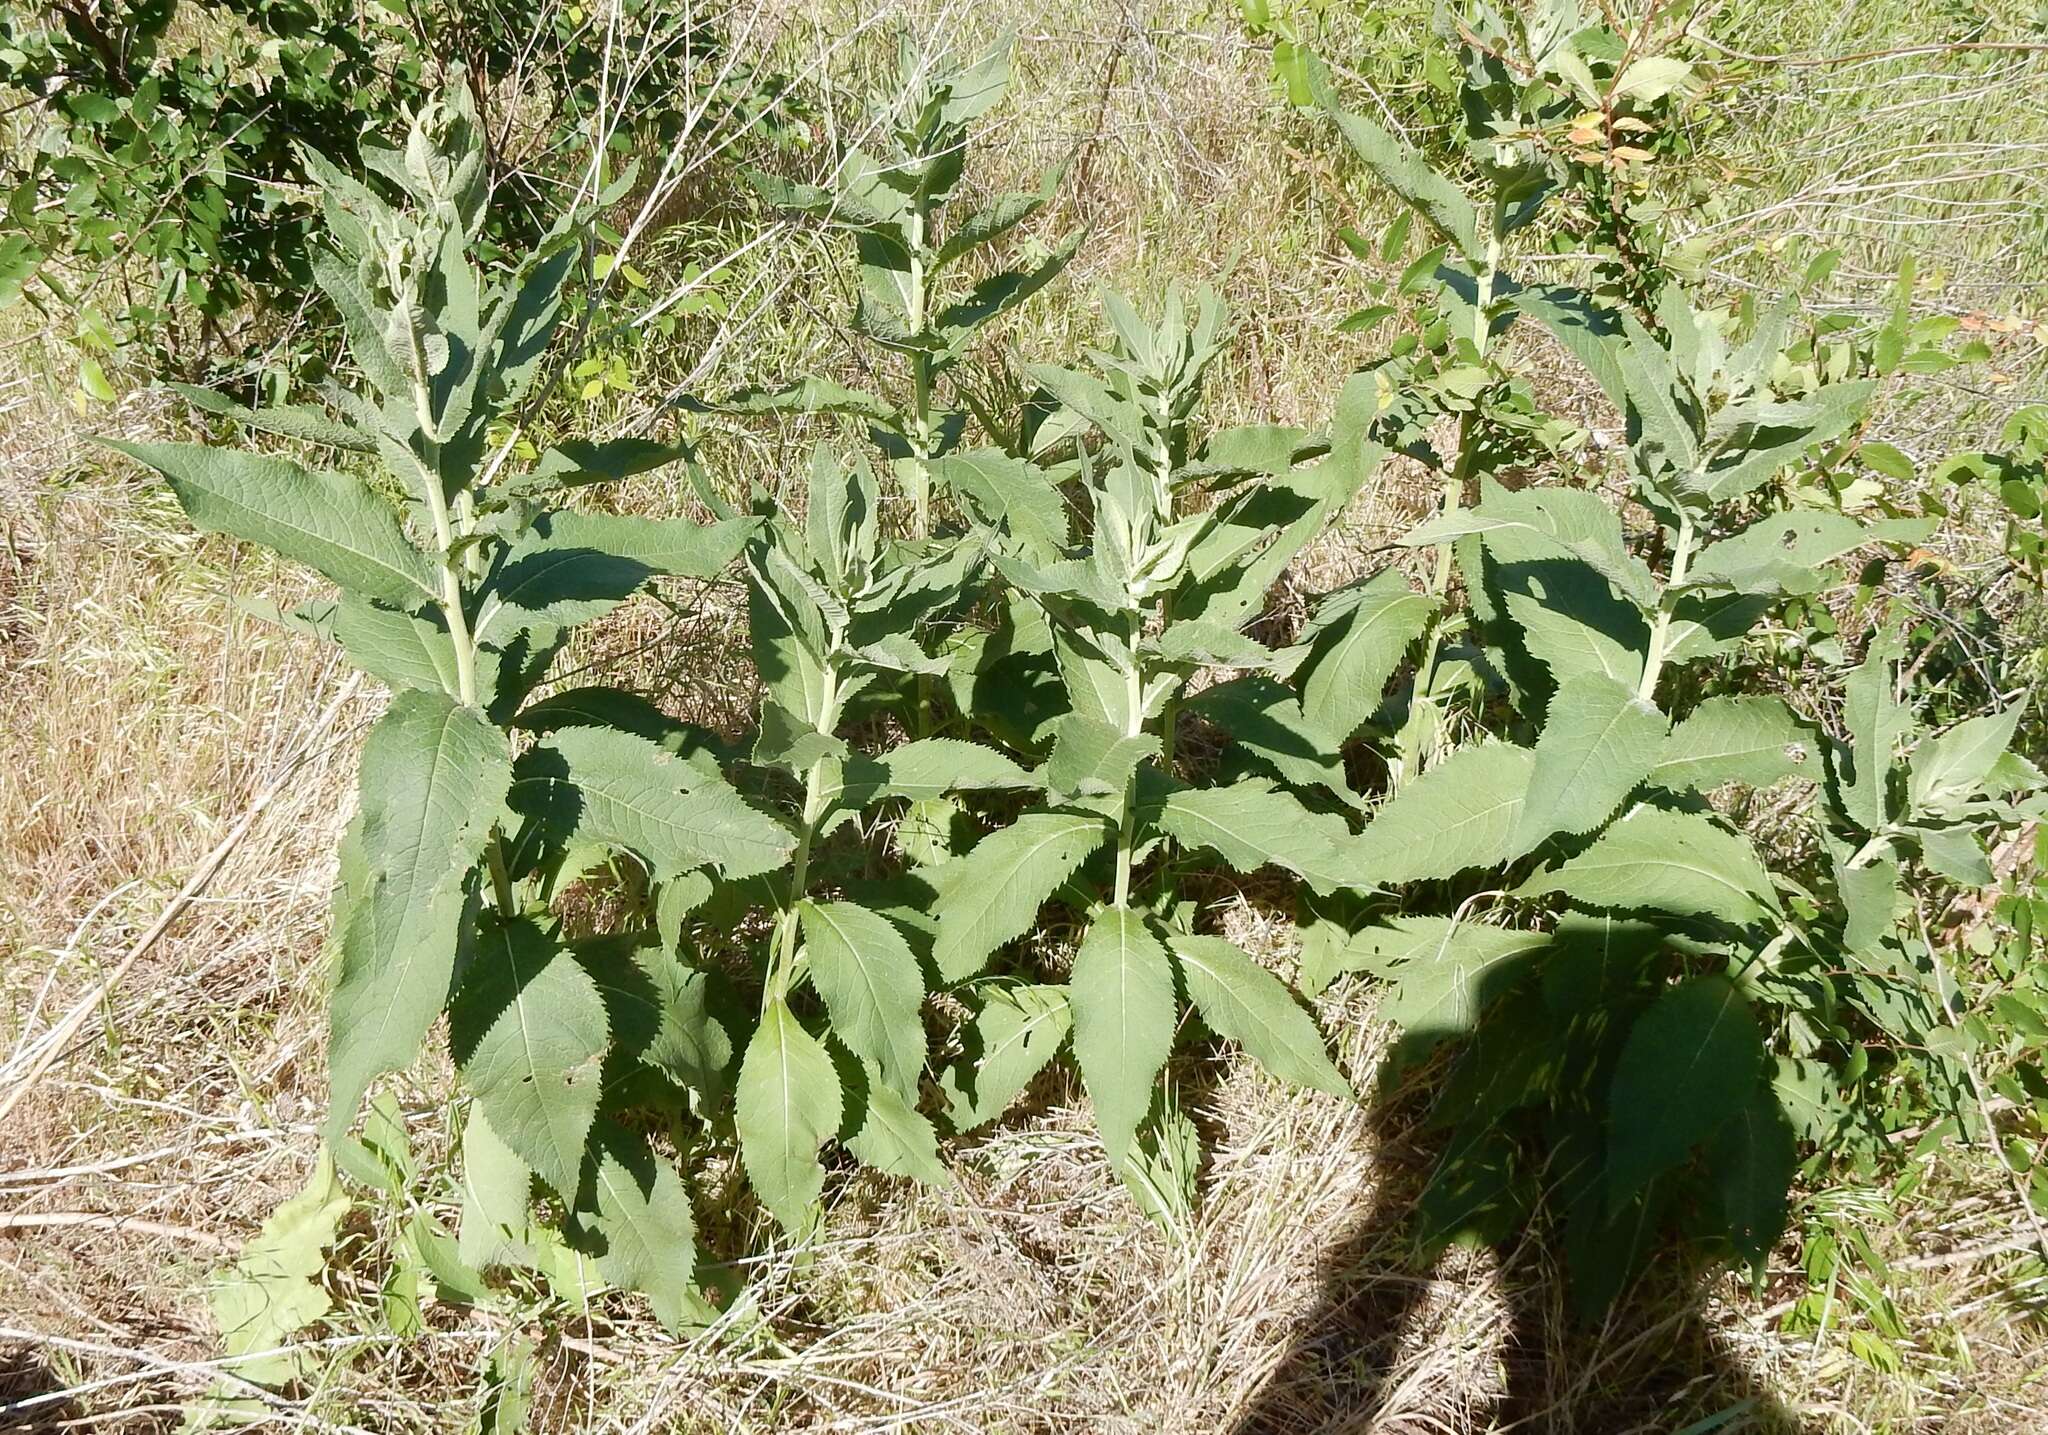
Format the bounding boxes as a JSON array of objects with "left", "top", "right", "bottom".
[
  {"left": 1232, "top": 928, "right": 1813, "bottom": 1435},
  {"left": 0, "top": 1340, "right": 84, "bottom": 1435}
]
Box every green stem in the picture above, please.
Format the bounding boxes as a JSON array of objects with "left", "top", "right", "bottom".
[
  {"left": 1637, "top": 512, "right": 1695, "bottom": 703},
  {"left": 769, "top": 670, "right": 842, "bottom": 1004},
  {"left": 1113, "top": 615, "right": 1146, "bottom": 909}
]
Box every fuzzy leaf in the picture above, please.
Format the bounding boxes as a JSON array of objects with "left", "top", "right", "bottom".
[
  {"left": 1170, "top": 935, "right": 1349, "bottom": 1096},
  {"left": 1293, "top": 572, "right": 1436, "bottom": 741},
  {"left": 1512, "top": 674, "right": 1667, "bottom": 851},
  {"left": 846, "top": 1074, "right": 951, "bottom": 1186},
  {"left": 1189, "top": 675, "right": 1357, "bottom": 801},
  {"left": 208, "top": 1151, "right": 349, "bottom": 1386},
  {"left": 1069, "top": 907, "right": 1176, "bottom": 1161},
  {"left": 736, "top": 1000, "right": 842, "bottom": 1233},
  {"left": 169, "top": 382, "right": 375, "bottom": 453},
  {"left": 1909, "top": 705, "right": 2024, "bottom": 816},
  {"left": 939, "top": 447, "right": 1071, "bottom": 563},
  {"left": 509, "top": 726, "right": 793, "bottom": 881},
  {"left": 449, "top": 917, "right": 609, "bottom": 1200},
  {"left": 1607, "top": 975, "right": 1767, "bottom": 1209},
  {"left": 1706, "top": 1089, "right": 1797, "bottom": 1264},
  {"left": 1307, "top": 55, "right": 1480, "bottom": 258},
  {"left": 798, "top": 900, "right": 926, "bottom": 1097},
  {"left": 931, "top": 811, "right": 1113, "bottom": 981},
  {"left": 1046, "top": 714, "right": 1158, "bottom": 801},
  {"left": 1157, "top": 779, "right": 1356, "bottom": 894},
  {"left": 940, "top": 984, "right": 1072, "bottom": 1131},
  {"left": 1347, "top": 744, "right": 1536, "bottom": 887},
  {"left": 1684, "top": 512, "right": 1935, "bottom": 598},
  {"left": 329, "top": 692, "right": 510, "bottom": 1132},
  {"left": 1519, "top": 806, "right": 1778, "bottom": 925},
  {"left": 579, "top": 1124, "right": 701, "bottom": 1332},
  {"left": 102, "top": 440, "right": 434, "bottom": 605},
  {"left": 1652, "top": 696, "right": 1814, "bottom": 791},
  {"left": 1841, "top": 641, "right": 1910, "bottom": 832}
]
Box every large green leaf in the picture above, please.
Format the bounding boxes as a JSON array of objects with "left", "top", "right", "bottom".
[
  {"left": 1840, "top": 640, "right": 1910, "bottom": 832},
  {"left": 845, "top": 1073, "right": 951, "bottom": 1187},
  {"left": 328, "top": 691, "right": 510, "bottom": 1132},
  {"left": 1157, "top": 779, "right": 1355, "bottom": 894},
  {"left": 736, "top": 1000, "right": 842, "bottom": 1233},
  {"left": 474, "top": 512, "right": 750, "bottom": 647},
  {"left": 1518, "top": 806, "right": 1778, "bottom": 925},
  {"left": 509, "top": 725, "right": 793, "bottom": 881},
  {"left": 103, "top": 440, "right": 435, "bottom": 605},
  {"left": 939, "top": 984, "right": 1072, "bottom": 1132},
  {"left": 939, "top": 447, "right": 1071, "bottom": 563},
  {"left": 1406, "top": 483, "right": 1657, "bottom": 611},
  {"left": 1170, "top": 935, "right": 1349, "bottom": 1096},
  {"left": 332, "top": 597, "right": 464, "bottom": 695},
  {"left": 1316, "top": 918, "right": 1549, "bottom": 1036},
  {"left": 1045, "top": 714, "right": 1158, "bottom": 802},
  {"left": 798, "top": 900, "right": 926, "bottom": 1097},
  {"left": 1683, "top": 512, "right": 1934, "bottom": 598},
  {"left": 1068, "top": 907, "right": 1176, "bottom": 1161},
  {"left": 579, "top": 1123, "right": 701, "bottom": 1332},
  {"left": 1293, "top": 572, "right": 1436, "bottom": 742},
  {"left": 448, "top": 917, "right": 609, "bottom": 1200},
  {"left": 1306, "top": 55, "right": 1480, "bottom": 258},
  {"left": 1188, "top": 675, "right": 1357, "bottom": 802},
  {"left": 1909, "top": 705, "right": 2024, "bottom": 817},
  {"left": 208, "top": 1151, "right": 350, "bottom": 1387},
  {"left": 1347, "top": 743, "right": 1536, "bottom": 887},
  {"left": 930, "top": 811, "right": 1112, "bottom": 981},
  {"left": 1606, "top": 975, "right": 1767, "bottom": 1209},
  {"left": 1651, "top": 696, "right": 1814, "bottom": 791},
  {"left": 1705, "top": 1088, "right": 1797, "bottom": 1264},
  {"left": 1511, "top": 673, "right": 1666, "bottom": 852}
]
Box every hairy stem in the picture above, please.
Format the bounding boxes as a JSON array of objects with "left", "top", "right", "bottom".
[
  {"left": 1114, "top": 614, "right": 1146, "bottom": 909},
  {"left": 1637, "top": 512, "right": 1695, "bottom": 702},
  {"left": 769, "top": 669, "right": 842, "bottom": 1003}
]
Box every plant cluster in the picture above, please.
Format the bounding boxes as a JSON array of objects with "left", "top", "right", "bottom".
[
  {"left": 1, "top": 0, "right": 796, "bottom": 374},
  {"left": 107, "top": 10, "right": 2042, "bottom": 1382}
]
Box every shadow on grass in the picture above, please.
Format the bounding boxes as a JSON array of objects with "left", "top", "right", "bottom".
[
  {"left": 1229, "top": 1062, "right": 1809, "bottom": 1435},
  {"left": 0, "top": 1341, "right": 83, "bottom": 1435}
]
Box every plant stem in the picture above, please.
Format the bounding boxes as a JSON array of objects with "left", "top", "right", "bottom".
[
  {"left": 1113, "top": 615, "right": 1146, "bottom": 909},
  {"left": 1637, "top": 512, "right": 1695, "bottom": 702},
  {"left": 769, "top": 669, "right": 842, "bottom": 1003}
]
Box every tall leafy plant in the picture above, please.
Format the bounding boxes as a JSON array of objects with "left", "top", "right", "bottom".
[{"left": 105, "top": 86, "right": 797, "bottom": 1327}]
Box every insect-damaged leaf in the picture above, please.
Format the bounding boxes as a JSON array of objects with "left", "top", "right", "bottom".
[
  {"left": 1651, "top": 696, "right": 1814, "bottom": 792},
  {"left": 328, "top": 691, "right": 509, "bottom": 1134}
]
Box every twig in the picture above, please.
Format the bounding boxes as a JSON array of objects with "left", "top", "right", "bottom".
[{"left": 0, "top": 1211, "right": 227, "bottom": 1249}]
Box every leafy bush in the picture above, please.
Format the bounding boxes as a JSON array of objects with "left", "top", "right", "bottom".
[{"left": 1, "top": 0, "right": 794, "bottom": 368}]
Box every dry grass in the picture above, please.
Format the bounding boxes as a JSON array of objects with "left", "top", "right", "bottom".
[{"left": 5, "top": 1, "right": 2048, "bottom": 1431}]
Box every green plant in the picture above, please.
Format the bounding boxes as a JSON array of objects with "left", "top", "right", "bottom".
[
  {"left": 1296, "top": 24, "right": 2045, "bottom": 1311},
  {"left": 104, "top": 85, "right": 785, "bottom": 1331},
  {"left": 1, "top": 0, "right": 795, "bottom": 371},
  {"left": 1934, "top": 404, "right": 2048, "bottom": 585},
  {"left": 925, "top": 285, "right": 1374, "bottom": 1222}
]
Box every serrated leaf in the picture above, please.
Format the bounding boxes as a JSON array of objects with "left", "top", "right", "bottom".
[
  {"left": 1512, "top": 673, "right": 1667, "bottom": 851},
  {"left": 1607, "top": 975, "right": 1767, "bottom": 1209},
  {"left": 169, "top": 382, "right": 375, "bottom": 453},
  {"left": 509, "top": 725, "right": 793, "bottom": 882},
  {"left": 1347, "top": 743, "right": 1535, "bottom": 887},
  {"left": 579, "top": 1124, "right": 701, "bottom": 1332},
  {"left": 1188, "top": 675, "right": 1357, "bottom": 802},
  {"left": 328, "top": 692, "right": 510, "bottom": 1132},
  {"left": 1405, "top": 483, "right": 1657, "bottom": 610},
  {"left": 846, "top": 1073, "right": 951, "bottom": 1186},
  {"left": 931, "top": 811, "right": 1112, "bottom": 981},
  {"left": 940, "top": 984, "right": 1072, "bottom": 1131},
  {"left": 449, "top": 917, "right": 608, "bottom": 1200},
  {"left": 1293, "top": 572, "right": 1436, "bottom": 741},
  {"left": 1069, "top": 907, "right": 1176, "bottom": 1161},
  {"left": 798, "top": 901, "right": 925, "bottom": 1097},
  {"left": 1046, "top": 713, "right": 1158, "bottom": 801},
  {"left": 1841, "top": 640, "right": 1909, "bottom": 832},
  {"left": 940, "top": 446, "right": 1071, "bottom": 563},
  {"left": 475, "top": 512, "right": 750, "bottom": 647},
  {"left": 208, "top": 1151, "right": 349, "bottom": 1387},
  {"left": 1684, "top": 512, "right": 1935, "bottom": 598},
  {"left": 1652, "top": 696, "right": 1814, "bottom": 791},
  {"left": 1320, "top": 918, "right": 1549, "bottom": 1035},
  {"left": 1170, "top": 935, "right": 1349, "bottom": 1096},
  {"left": 1157, "top": 779, "right": 1355, "bottom": 894},
  {"left": 1909, "top": 705, "right": 2023, "bottom": 816},
  {"left": 1519, "top": 806, "right": 1777, "bottom": 925},
  {"left": 1706, "top": 1089, "right": 1797, "bottom": 1265},
  {"left": 736, "top": 1000, "right": 842, "bottom": 1233},
  {"left": 332, "top": 596, "right": 464, "bottom": 696},
  {"left": 102, "top": 440, "right": 434, "bottom": 605},
  {"left": 457, "top": 1111, "right": 536, "bottom": 1273},
  {"left": 1306, "top": 55, "right": 1480, "bottom": 258}
]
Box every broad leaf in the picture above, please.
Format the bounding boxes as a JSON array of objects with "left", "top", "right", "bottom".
[
  {"left": 1068, "top": 907, "right": 1176, "bottom": 1160},
  {"left": 1511, "top": 673, "right": 1666, "bottom": 852},
  {"left": 103, "top": 440, "right": 435, "bottom": 605},
  {"left": 736, "top": 1000, "right": 842, "bottom": 1233},
  {"left": 1518, "top": 806, "right": 1778, "bottom": 925},
  {"left": 580, "top": 1124, "right": 702, "bottom": 1332},
  {"left": 940, "top": 984, "right": 1072, "bottom": 1131},
  {"left": 1606, "top": 975, "right": 1767, "bottom": 1209},
  {"left": 1157, "top": 780, "right": 1356, "bottom": 894},
  {"left": 1651, "top": 696, "right": 1814, "bottom": 791},
  {"left": 1170, "top": 935, "right": 1349, "bottom": 1096},
  {"left": 329, "top": 691, "right": 510, "bottom": 1131},
  {"left": 1347, "top": 743, "right": 1536, "bottom": 887},
  {"left": 798, "top": 900, "right": 926, "bottom": 1097},
  {"left": 930, "top": 811, "right": 1112, "bottom": 981},
  {"left": 1293, "top": 572, "right": 1436, "bottom": 741}
]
